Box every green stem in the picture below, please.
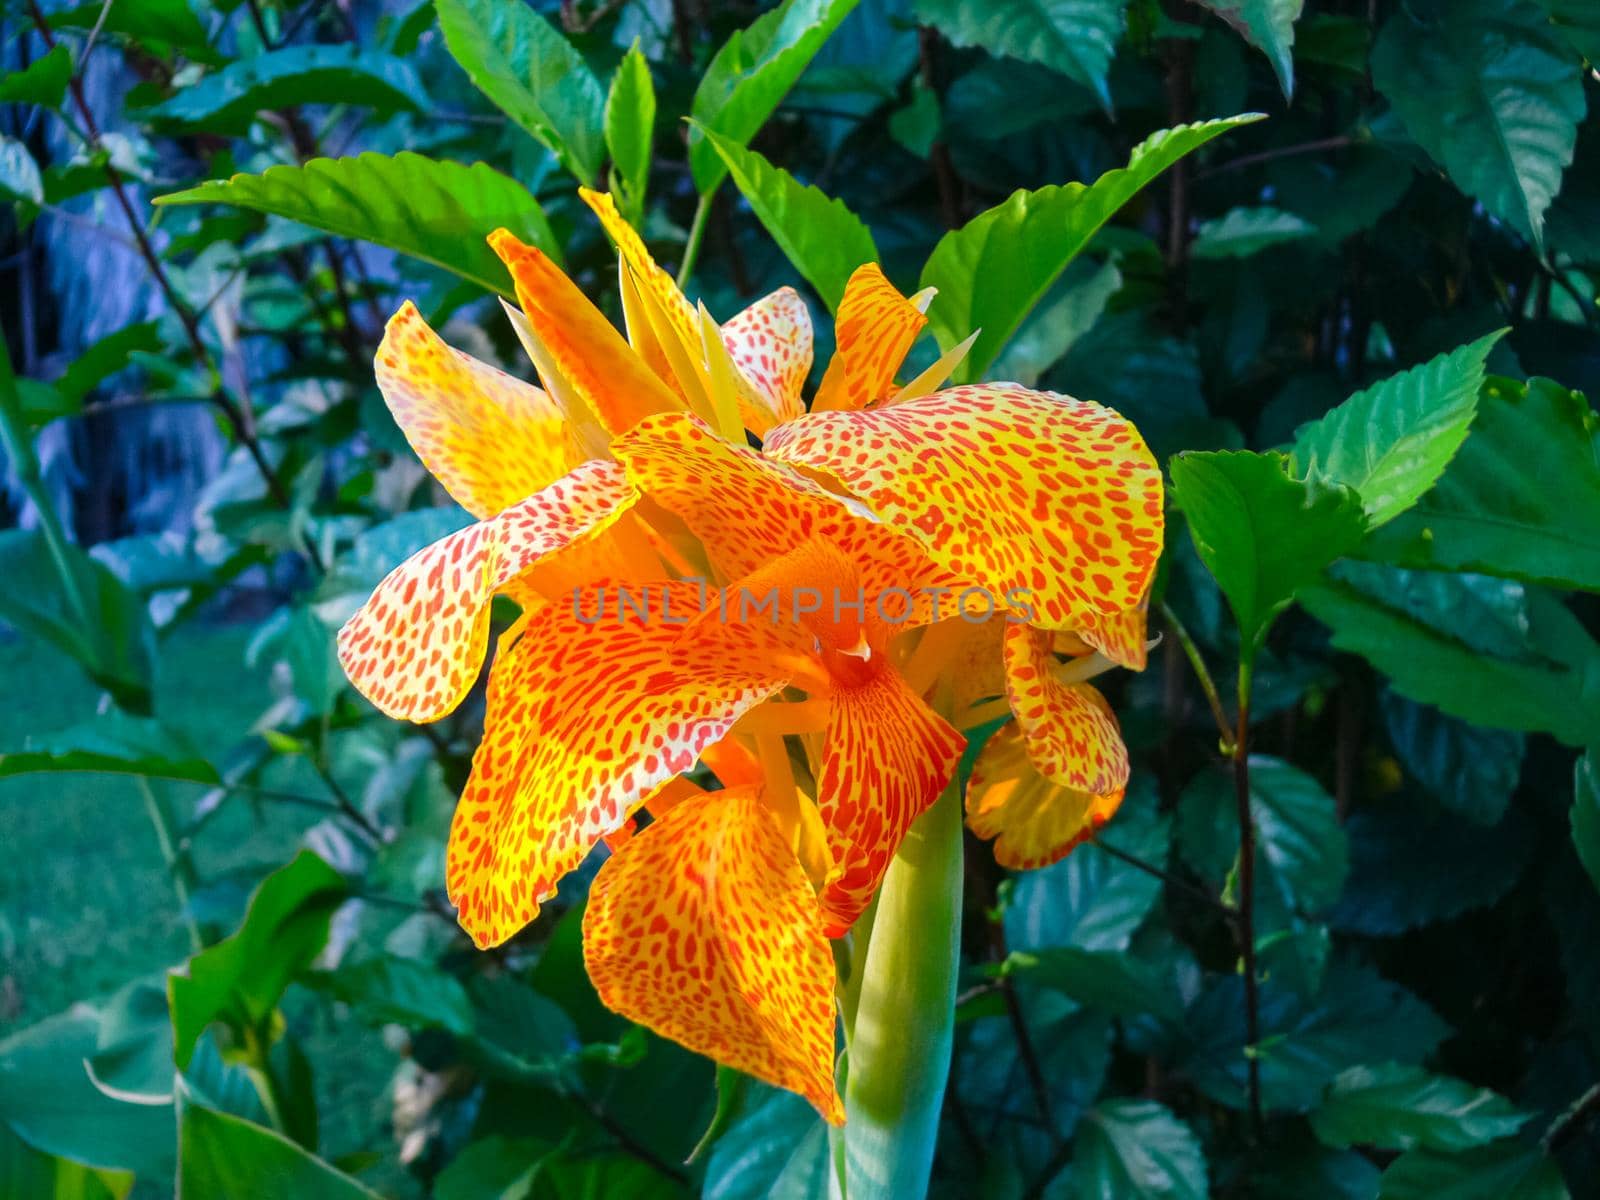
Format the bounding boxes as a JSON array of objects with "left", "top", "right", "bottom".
[
  {"left": 835, "top": 781, "right": 963, "bottom": 1199},
  {"left": 1233, "top": 657, "right": 1263, "bottom": 1140},
  {"left": 676, "top": 190, "right": 715, "bottom": 289},
  {"left": 138, "top": 778, "right": 203, "bottom": 953}
]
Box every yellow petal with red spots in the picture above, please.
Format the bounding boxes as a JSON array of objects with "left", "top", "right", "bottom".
[
  {"left": 489, "top": 229, "right": 683, "bottom": 436},
  {"left": 583, "top": 787, "right": 844, "bottom": 1124},
  {"left": 815, "top": 661, "right": 965, "bottom": 935},
  {"left": 1004, "top": 623, "right": 1129, "bottom": 795},
  {"left": 1074, "top": 601, "right": 1151, "bottom": 671},
  {"left": 812, "top": 263, "right": 927, "bottom": 412},
  {"left": 337, "top": 460, "right": 638, "bottom": 724},
  {"left": 580, "top": 188, "right": 701, "bottom": 356},
  {"left": 374, "top": 302, "right": 574, "bottom": 519},
  {"left": 721, "top": 286, "right": 813, "bottom": 434},
  {"left": 966, "top": 722, "right": 1123, "bottom": 870},
  {"left": 445, "top": 581, "right": 795, "bottom": 949},
  {"left": 764, "top": 383, "right": 1165, "bottom": 629}
]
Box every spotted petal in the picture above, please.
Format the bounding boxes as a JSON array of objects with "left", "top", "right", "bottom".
[
  {"left": 966, "top": 722, "right": 1123, "bottom": 870},
  {"left": 375, "top": 302, "right": 573, "bottom": 518},
  {"left": 583, "top": 787, "right": 844, "bottom": 1124},
  {"left": 1074, "top": 601, "right": 1151, "bottom": 671},
  {"left": 580, "top": 188, "right": 700, "bottom": 357},
  {"left": 1005, "top": 623, "right": 1129, "bottom": 795},
  {"left": 764, "top": 384, "right": 1165, "bottom": 629},
  {"left": 816, "top": 661, "right": 965, "bottom": 935},
  {"left": 721, "top": 286, "right": 813, "bottom": 433},
  {"left": 445, "top": 581, "right": 796, "bottom": 948},
  {"left": 338, "top": 460, "right": 638, "bottom": 723},
  {"left": 813, "top": 263, "right": 928, "bottom": 412}
]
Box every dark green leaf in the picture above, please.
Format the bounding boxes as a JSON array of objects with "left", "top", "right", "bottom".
[
  {"left": 1360, "top": 377, "right": 1600, "bottom": 591},
  {"left": 48, "top": 0, "right": 218, "bottom": 64},
  {"left": 700, "top": 125, "right": 878, "bottom": 313},
  {"left": 1292, "top": 332, "right": 1503, "bottom": 527},
  {"left": 144, "top": 46, "right": 423, "bottom": 132},
  {"left": 434, "top": 1135, "right": 548, "bottom": 1200},
  {"left": 169, "top": 851, "right": 347, "bottom": 1068},
  {"left": 911, "top": 0, "right": 1128, "bottom": 107},
  {"left": 436, "top": 0, "right": 606, "bottom": 185},
  {"left": 0, "top": 1124, "right": 127, "bottom": 1200},
  {"left": 702, "top": 1085, "right": 831, "bottom": 1200},
  {"left": 178, "top": 1100, "right": 381, "bottom": 1198},
  {"left": 1378, "top": 1139, "right": 1570, "bottom": 1200},
  {"left": 1169, "top": 450, "right": 1367, "bottom": 659},
  {"left": 604, "top": 43, "right": 656, "bottom": 223},
  {"left": 1249, "top": 1141, "right": 1381, "bottom": 1200},
  {"left": 1193, "top": 0, "right": 1304, "bottom": 97},
  {"left": 156, "top": 153, "right": 559, "bottom": 296},
  {"left": 1371, "top": 0, "right": 1584, "bottom": 246},
  {"left": 310, "top": 956, "right": 474, "bottom": 1035},
  {"left": 922, "top": 114, "right": 1262, "bottom": 382},
  {"left": 1574, "top": 749, "right": 1600, "bottom": 894},
  {"left": 993, "top": 256, "right": 1120, "bottom": 387},
  {"left": 51, "top": 321, "right": 166, "bottom": 408},
  {"left": 1541, "top": 0, "right": 1600, "bottom": 62},
  {"left": 1071, "top": 1099, "right": 1208, "bottom": 1200},
  {"left": 0, "top": 712, "right": 216, "bottom": 783},
  {"left": 1380, "top": 693, "right": 1523, "bottom": 825},
  {"left": 1191, "top": 205, "right": 1316, "bottom": 258},
  {"left": 0, "top": 45, "right": 72, "bottom": 107},
  {"left": 1311, "top": 1064, "right": 1529, "bottom": 1152},
  {"left": 1002, "top": 946, "right": 1182, "bottom": 1021},
  {"left": 688, "top": 0, "right": 865, "bottom": 194}
]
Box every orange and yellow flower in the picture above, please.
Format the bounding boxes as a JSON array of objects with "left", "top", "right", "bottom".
[{"left": 337, "top": 189, "right": 1163, "bottom": 1122}]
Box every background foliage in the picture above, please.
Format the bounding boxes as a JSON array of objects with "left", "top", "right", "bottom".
[{"left": 3, "top": 0, "right": 1600, "bottom": 1196}]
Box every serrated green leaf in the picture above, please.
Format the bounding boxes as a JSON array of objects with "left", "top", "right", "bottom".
[
  {"left": 1170, "top": 450, "right": 1367, "bottom": 659},
  {"left": 1311, "top": 1064, "right": 1530, "bottom": 1153},
  {"left": 1360, "top": 377, "right": 1600, "bottom": 591},
  {"left": 1380, "top": 693, "right": 1523, "bottom": 825},
  {"left": 179, "top": 1101, "right": 381, "bottom": 1198},
  {"left": 700, "top": 125, "right": 877, "bottom": 313},
  {"left": 0, "top": 44, "right": 72, "bottom": 107},
  {"left": 436, "top": 0, "right": 606, "bottom": 185},
  {"left": 155, "top": 153, "right": 557, "bottom": 297},
  {"left": 1575, "top": 750, "right": 1600, "bottom": 894},
  {"left": 1191, "top": 205, "right": 1316, "bottom": 258},
  {"left": 911, "top": 0, "right": 1128, "bottom": 107},
  {"left": 689, "top": 0, "right": 861, "bottom": 194},
  {"left": 1194, "top": 0, "right": 1304, "bottom": 97},
  {"left": 1378, "top": 1139, "right": 1570, "bottom": 1200},
  {"left": 143, "top": 45, "right": 423, "bottom": 132},
  {"left": 921, "top": 114, "right": 1261, "bottom": 383},
  {"left": 1072, "top": 1099, "right": 1208, "bottom": 1200},
  {"left": 1371, "top": 0, "right": 1584, "bottom": 246},
  {"left": 1293, "top": 332, "right": 1503, "bottom": 527},
  {"left": 604, "top": 43, "right": 656, "bottom": 224}
]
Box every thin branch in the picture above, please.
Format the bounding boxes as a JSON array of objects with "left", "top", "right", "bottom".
[
  {"left": 1544, "top": 1081, "right": 1600, "bottom": 1153},
  {"left": 1002, "top": 979, "right": 1057, "bottom": 1134},
  {"left": 1195, "top": 136, "right": 1355, "bottom": 181},
  {"left": 1091, "top": 834, "right": 1237, "bottom": 919},
  {"left": 1233, "top": 663, "right": 1264, "bottom": 1139},
  {"left": 1159, "top": 600, "right": 1234, "bottom": 749}
]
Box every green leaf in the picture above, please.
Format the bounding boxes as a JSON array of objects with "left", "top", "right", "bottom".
[
  {"left": 51, "top": 321, "right": 166, "bottom": 409},
  {"left": 1575, "top": 750, "right": 1600, "bottom": 894},
  {"left": 0, "top": 45, "right": 72, "bottom": 107},
  {"left": 156, "top": 153, "right": 558, "bottom": 297},
  {"left": 1293, "top": 333, "right": 1503, "bottom": 528},
  {"left": 1380, "top": 693, "right": 1523, "bottom": 825},
  {"left": 0, "top": 136, "right": 44, "bottom": 205},
  {"left": 144, "top": 45, "right": 423, "bottom": 133},
  {"left": 1191, "top": 205, "right": 1316, "bottom": 258},
  {"left": 0, "top": 1124, "right": 129, "bottom": 1200},
  {"left": 887, "top": 80, "right": 940, "bottom": 158},
  {"left": 1541, "top": 0, "right": 1600, "bottom": 62},
  {"left": 1300, "top": 564, "right": 1600, "bottom": 746},
  {"left": 1169, "top": 450, "right": 1367, "bottom": 659},
  {"left": 1071, "top": 1099, "right": 1208, "bottom": 1200},
  {"left": 1250, "top": 1142, "right": 1381, "bottom": 1200},
  {"left": 702, "top": 1085, "right": 831, "bottom": 1200},
  {"left": 178, "top": 1100, "right": 381, "bottom": 1198},
  {"left": 48, "top": 0, "right": 218, "bottom": 64},
  {"left": 1378, "top": 1139, "right": 1570, "bottom": 1200},
  {"left": 0, "top": 712, "right": 216, "bottom": 783},
  {"left": 1371, "top": 0, "right": 1584, "bottom": 246},
  {"left": 1360, "top": 377, "right": 1600, "bottom": 592},
  {"left": 169, "top": 851, "right": 347, "bottom": 1069},
  {"left": 1311, "top": 1064, "right": 1529, "bottom": 1153},
  {"left": 435, "top": 0, "right": 605, "bottom": 185},
  {"left": 434, "top": 1135, "right": 548, "bottom": 1200},
  {"left": 699, "top": 125, "right": 878, "bottom": 313},
  {"left": 1193, "top": 0, "right": 1304, "bottom": 97},
  {"left": 310, "top": 956, "right": 474, "bottom": 1035},
  {"left": 1002, "top": 947, "right": 1182, "bottom": 1022},
  {"left": 910, "top": 0, "right": 1129, "bottom": 108},
  {"left": 688, "top": 0, "right": 862, "bottom": 194},
  {"left": 604, "top": 43, "right": 656, "bottom": 224},
  {"left": 921, "top": 114, "right": 1262, "bottom": 382},
  {"left": 993, "top": 257, "right": 1120, "bottom": 387}
]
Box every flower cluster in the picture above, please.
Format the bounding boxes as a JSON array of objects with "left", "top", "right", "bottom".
[{"left": 338, "top": 190, "right": 1163, "bottom": 1122}]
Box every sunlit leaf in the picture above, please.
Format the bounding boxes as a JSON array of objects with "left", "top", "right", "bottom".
[{"left": 605, "top": 43, "right": 656, "bottom": 223}]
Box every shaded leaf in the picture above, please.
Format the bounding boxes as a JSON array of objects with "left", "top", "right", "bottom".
[
  {"left": 309, "top": 956, "right": 474, "bottom": 1036},
  {"left": 1191, "top": 205, "right": 1316, "bottom": 258},
  {"left": 434, "top": 1136, "right": 548, "bottom": 1200},
  {"left": 1575, "top": 750, "right": 1600, "bottom": 894},
  {"left": 911, "top": 0, "right": 1128, "bottom": 107},
  {"left": 1071, "top": 1099, "right": 1208, "bottom": 1200},
  {"left": 1002, "top": 947, "right": 1182, "bottom": 1022},
  {"left": 0, "top": 712, "right": 216, "bottom": 783},
  {"left": 702, "top": 1085, "right": 831, "bottom": 1200},
  {"left": 1194, "top": 0, "right": 1304, "bottom": 97},
  {"left": 0, "top": 45, "right": 72, "bottom": 108},
  {"left": 1378, "top": 1139, "right": 1570, "bottom": 1200},
  {"left": 178, "top": 1100, "right": 381, "bottom": 1198},
  {"left": 1379, "top": 693, "right": 1523, "bottom": 825},
  {"left": 1312, "top": 1064, "right": 1528, "bottom": 1153}
]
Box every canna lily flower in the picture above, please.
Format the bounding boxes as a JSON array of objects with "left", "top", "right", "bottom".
[{"left": 337, "top": 194, "right": 1163, "bottom": 1123}]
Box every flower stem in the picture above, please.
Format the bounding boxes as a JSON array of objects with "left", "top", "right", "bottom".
[
  {"left": 1233, "top": 659, "right": 1263, "bottom": 1139},
  {"left": 835, "top": 781, "right": 963, "bottom": 1199},
  {"left": 676, "top": 190, "right": 715, "bottom": 289}
]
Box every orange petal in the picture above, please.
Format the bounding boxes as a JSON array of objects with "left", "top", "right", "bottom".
[
  {"left": 721, "top": 286, "right": 813, "bottom": 434},
  {"left": 764, "top": 383, "right": 1165, "bottom": 629},
  {"left": 580, "top": 188, "right": 700, "bottom": 357},
  {"left": 445, "top": 580, "right": 794, "bottom": 948},
  {"left": 816, "top": 662, "right": 965, "bottom": 935},
  {"left": 583, "top": 787, "right": 844, "bottom": 1124},
  {"left": 966, "top": 722, "right": 1123, "bottom": 870},
  {"left": 1004, "top": 624, "right": 1129, "bottom": 795},
  {"left": 489, "top": 229, "right": 683, "bottom": 436},
  {"left": 1074, "top": 601, "right": 1150, "bottom": 671},
  {"left": 812, "top": 263, "right": 928, "bottom": 412},
  {"left": 375, "top": 302, "right": 574, "bottom": 518},
  {"left": 337, "top": 460, "right": 638, "bottom": 723}
]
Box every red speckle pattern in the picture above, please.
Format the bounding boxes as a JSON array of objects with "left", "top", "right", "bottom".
[
  {"left": 337, "top": 460, "right": 637, "bottom": 723},
  {"left": 1073, "top": 600, "right": 1150, "bottom": 671},
  {"left": 965, "top": 722, "right": 1123, "bottom": 870},
  {"left": 813, "top": 263, "right": 927, "bottom": 412},
  {"left": 445, "top": 581, "right": 796, "bottom": 949},
  {"left": 764, "top": 384, "right": 1165, "bottom": 629},
  {"left": 583, "top": 787, "right": 844, "bottom": 1124},
  {"left": 721, "top": 286, "right": 813, "bottom": 434},
  {"left": 1003, "top": 623, "right": 1129, "bottom": 795}
]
